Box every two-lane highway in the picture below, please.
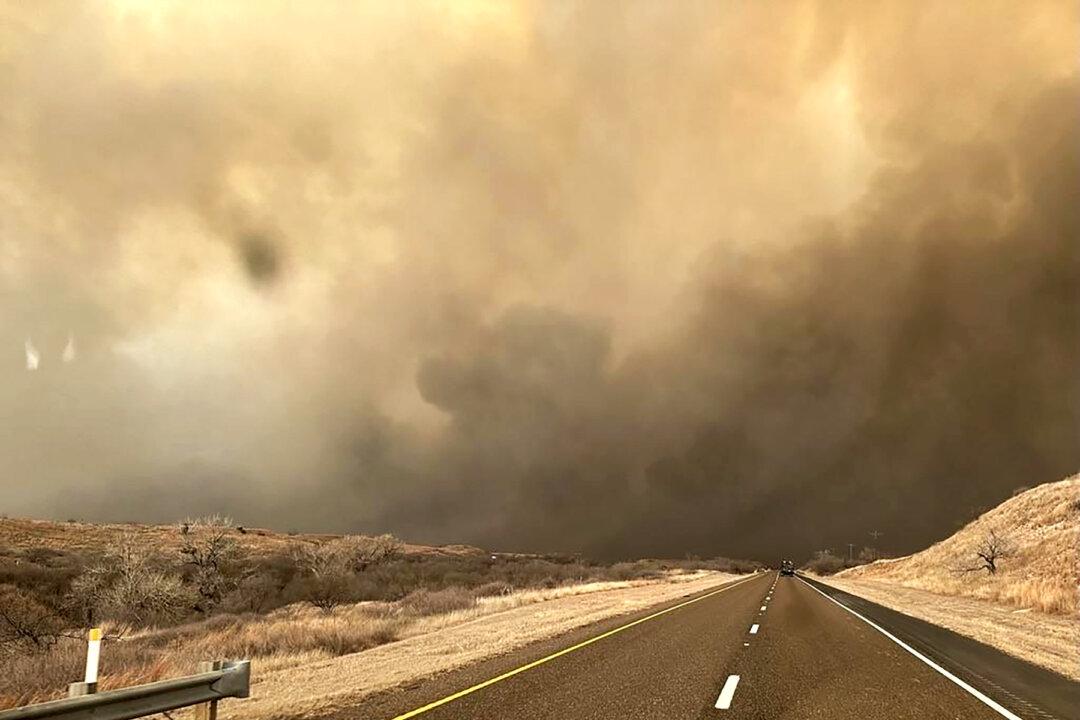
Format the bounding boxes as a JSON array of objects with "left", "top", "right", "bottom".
[{"left": 338, "top": 572, "right": 1077, "bottom": 719}]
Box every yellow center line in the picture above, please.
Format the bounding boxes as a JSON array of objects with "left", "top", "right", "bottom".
[{"left": 389, "top": 573, "right": 762, "bottom": 719}]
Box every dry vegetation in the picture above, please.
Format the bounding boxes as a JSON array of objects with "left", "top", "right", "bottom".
[
  {"left": 837, "top": 475, "right": 1079, "bottom": 615},
  {"left": 0, "top": 515, "right": 757, "bottom": 709},
  {"left": 0, "top": 516, "right": 476, "bottom": 560}
]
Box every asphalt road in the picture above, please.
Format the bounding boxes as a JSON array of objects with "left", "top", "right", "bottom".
[{"left": 341, "top": 572, "right": 1077, "bottom": 720}]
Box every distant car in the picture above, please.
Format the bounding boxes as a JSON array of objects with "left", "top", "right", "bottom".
[{"left": 779, "top": 560, "right": 796, "bottom": 576}]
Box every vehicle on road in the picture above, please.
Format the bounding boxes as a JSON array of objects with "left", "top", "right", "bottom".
[{"left": 779, "top": 559, "right": 796, "bottom": 576}]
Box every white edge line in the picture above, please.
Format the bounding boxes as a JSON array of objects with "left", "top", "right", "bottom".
[
  {"left": 798, "top": 578, "right": 1022, "bottom": 720},
  {"left": 714, "top": 674, "right": 740, "bottom": 709}
]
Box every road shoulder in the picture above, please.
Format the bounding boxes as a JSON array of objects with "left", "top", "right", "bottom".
[
  {"left": 807, "top": 575, "right": 1080, "bottom": 720},
  {"left": 819, "top": 576, "right": 1079, "bottom": 681}
]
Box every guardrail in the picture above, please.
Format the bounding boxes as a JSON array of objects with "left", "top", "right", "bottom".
[{"left": 0, "top": 660, "right": 250, "bottom": 720}]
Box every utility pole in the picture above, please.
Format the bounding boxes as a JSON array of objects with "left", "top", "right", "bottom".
[
  {"left": 868, "top": 530, "right": 884, "bottom": 561},
  {"left": 847, "top": 543, "right": 854, "bottom": 562}
]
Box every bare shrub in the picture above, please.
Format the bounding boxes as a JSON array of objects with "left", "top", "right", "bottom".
[
  {"left": 345, "top": 534, "right": 403, "bottom": 571},
  {"left": 474, "top": 581, "right": 513, "bottom": 597},
  {"left": 0, "top": 585, "right": 66, "bottom": 653},
  {"left": 70, "top": 538, "right": 193, "bottom": 626},
  {"left": 297, "top": 535, "right": 401, "bottom": 576},
  {"left": 180, "top": 516, "right": 240, "bottom": 612},
  {"left": 294, "top": 535, "right": 401, "bottom": 612},
  {"left": 222, "top": 573, "right": 282, "bottom": 614},
  {"left": 293, "top": 574, "right": 358, "bottom": 613},
  {"left": 803, "top": 551, "right": 846, "bottom": 575},
  {"left": 705, "top": 557, "right": 763, "bottom": 574},
  {"left": 399, "top": 587, "right": 476, "bottom": 616},
  {"left": 608, "top": 561, "right": 661, "bottom": 581}
]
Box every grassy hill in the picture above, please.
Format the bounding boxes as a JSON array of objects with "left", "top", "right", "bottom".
[
  {"left": 0, "top": 516, "right": 483, "bottom": 559},
  {"left": 838, "top": 474, "right": 1079, "bottom": 614}
]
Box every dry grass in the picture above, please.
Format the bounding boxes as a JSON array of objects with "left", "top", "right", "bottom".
[
  {"left": 821, "top": 577, "right": 1080, "bottom": 681},
  {"left": 0, "top": 637, "right": 173, "bottom": 708},
  {"left": 838, "top": 475, "right": 1079, "bottom": 615},
  {"left": 398, "top": 587, "right": 477, "bottom": 616}
]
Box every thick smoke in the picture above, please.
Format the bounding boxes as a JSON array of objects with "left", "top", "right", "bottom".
[{"left": 1, "top": 1, "right": 1076, "bottom": 560}]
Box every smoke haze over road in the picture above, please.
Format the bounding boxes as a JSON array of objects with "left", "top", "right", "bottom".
[{"left": 2, "top": 1, "right": 1077, "bottom": 559}]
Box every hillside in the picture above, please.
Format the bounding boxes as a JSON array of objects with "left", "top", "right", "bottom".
[
  {"left": 0, "top": 516, "right": 483, "bottom": 559},
  {"left": 838, "top": 475, "right": 1079, "bottom": 614}
]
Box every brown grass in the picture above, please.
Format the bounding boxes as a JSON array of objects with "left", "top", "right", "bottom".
[
  {"left": 0, "top": 637, "right": 172, "bottom": 708},
  {"left": 398, "top": 587, "right": 477, "bottom": 616},
  {"left": 838, "top": 475, "right": 1079, "bottom": 615}
]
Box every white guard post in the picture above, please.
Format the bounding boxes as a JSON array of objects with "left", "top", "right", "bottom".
[
  {"left": 85, "top": 627, "right": 102, "bottom": 683},
  {"left": 69, "top": 628, "right": 102, "bottom": 697}
]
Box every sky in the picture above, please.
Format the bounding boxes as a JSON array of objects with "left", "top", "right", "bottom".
[{"left": 1, "top": 0, "right": 1077, "bottom": 560}]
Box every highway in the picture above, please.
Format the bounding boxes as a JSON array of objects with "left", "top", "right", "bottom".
[{"left": 340, "top": 572, "right": 1078, "bottom": 720}]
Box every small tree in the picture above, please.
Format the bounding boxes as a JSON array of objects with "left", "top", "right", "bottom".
[
  {"left": 180, "top": 515, "right": 240, "bottom": 612},
  {"left": 342, "top": 534, "right": 403, "bottom": 572},
  {"left": 0, "top": 585, "right": 66, "bottom": 653},
  {"left": 222, "top": 573, "right": 282, "bottom": 614},
  {"left": 968, "top": 528, "right": 1013, "bottom": 575},
  {"left": 69, "top": 538, "right": 193, "bottom": 626},
  {"left": 294, "top": 534, "right": 402, "bottom": 612}
]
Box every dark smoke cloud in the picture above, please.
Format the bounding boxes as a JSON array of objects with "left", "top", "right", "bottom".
[{"left": 1, "top": 1, "right": 1076, "bottom": 560}]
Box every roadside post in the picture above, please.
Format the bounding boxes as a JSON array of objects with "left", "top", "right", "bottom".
[{"left": 68, "top": 628, "right": 102, "bottom": 697}]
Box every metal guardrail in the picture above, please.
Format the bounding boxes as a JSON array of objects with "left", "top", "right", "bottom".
[{"left": 0, "top": 661, "right": 250, "bottom": 720}]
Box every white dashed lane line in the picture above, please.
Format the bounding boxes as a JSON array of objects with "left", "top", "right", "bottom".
[
  {"left": 750, "top": 624, "right": 759, "bottom": 634},
  {"left": 715, "top": 675, "right": 741, "bottom": 710}
]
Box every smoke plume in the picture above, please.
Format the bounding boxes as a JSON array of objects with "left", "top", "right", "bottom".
[{"left": 1, "top": 1, "right": 1076, "bottom": 560}]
